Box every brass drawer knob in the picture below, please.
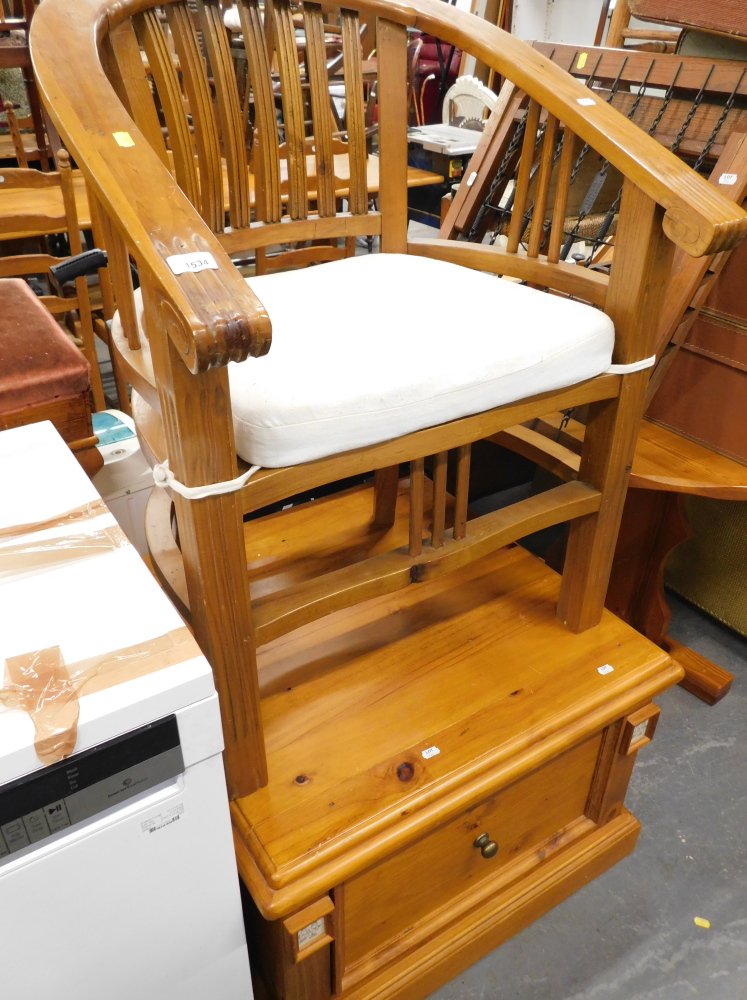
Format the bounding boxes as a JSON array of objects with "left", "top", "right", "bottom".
[{"left": 473, "top": 832, "right": 499, "bottom": 859}]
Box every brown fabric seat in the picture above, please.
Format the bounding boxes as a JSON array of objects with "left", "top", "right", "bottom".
[{"left": 0, "top": 277, "right": 90, "bottom": 412}]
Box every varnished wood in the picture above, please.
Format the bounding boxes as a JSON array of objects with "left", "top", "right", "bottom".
[
  {"left": 430, "top": 451, "right": 448, "bottom": 549},
  {"left": 547, "top": 127, "right": 576, "bottom": 264},
  {"left": 230, "top": 542, "right": 679, "bottom": 914},
  {"left": 303, "top": 3, "right": 336, "bottom": 218},
  {"left": 134, "top": 8, "right": 199, "bottom": 206},
  {"left": 373, "top": 465, "right": 400, "bottom": 527},
  {"left": 142, "top": 280, "right": 268, "bottom": 797},
  {"left": 439, "top": 81, "right": 522, "bottom": 240},
  {"left": 453, "top": 444, "right": 470, "bottom": 541},
  {"left": 408, "top": 238, "right": 609, "bottom": 306},
  {"left": 495, "top": 414, "right": 745, "bottom": 706},
  {"left": 29, "top": 2, "right": 731, "bottom": 993},
  {"left": 103, "top": 20, "right": 169, "bottom": 169},
  {"left": 239, "top": 0, "right": 282, "bottom": 223},
  {"left": 506, "top": 99, "right": 540, "bottom": 254},
  {"left": 199, "top": 0, "right": 251, "bottom": 229},
  {"left": 667, "top": 637, "right": 733, "bottom": 706},
  {"left": 251, "top": 479, "right": 602, "bottom": 646},
  {"left": 558, "top": 183, "right": 675, "bottom": 633},
  {"left": 343, "top": 734, "right": 601, "bottom": 977},
  {"left": 271, "top": 0, "right": 309, "bottom": 221},
  {"left": 376, "top": 19, "right": 408, "bottom": 253},
  {"left": 167, "top": 3, "right": 223, "bottom": 230},
  {"left": 499, "top": 411, "right": 747, "bottom": 501},
  {"left": 341, "top": 9, "right": 368, "bottom": 216},
  {"left": 526, "top": 113, "right": 558, "bottom": 259},
  {"left": 408, "top": 457, "right": 425, "bottom": 558},
  {"left": 606, "top": 0, "right": 631, "bottom": 47}
]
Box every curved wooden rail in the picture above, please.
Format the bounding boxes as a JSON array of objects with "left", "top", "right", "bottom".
[{"left": 31, "top": 0, "right": 747, "bottom": 374}]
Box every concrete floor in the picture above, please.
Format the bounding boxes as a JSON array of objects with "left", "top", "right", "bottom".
[{"left": 427, "top": 594, "right": 747, "bottom": 1000}]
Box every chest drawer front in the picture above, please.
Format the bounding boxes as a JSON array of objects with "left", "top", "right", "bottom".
[{"left": 343, "top": 732, "right": 601, "bottom": 972}]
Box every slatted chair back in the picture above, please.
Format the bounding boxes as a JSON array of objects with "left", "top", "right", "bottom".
[
  {"left": 0, "top": 150, "right": 106, "bottom": 409},
  {"left": 0, "top": 0, "right": 50, "bottom": 168},
  {"left": 32, "top": 0, "right": 747, "bottom": 799},
  {"left": 98, "top": 1, "right": 372, "bottom": 278}
]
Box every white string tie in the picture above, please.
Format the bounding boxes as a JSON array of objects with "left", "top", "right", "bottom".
[
  {"left": 605, "top": 355, "right": 656, "bottom": 375},
  {"left": 153, "top": 459, "right": 261, "bottom": 500}
]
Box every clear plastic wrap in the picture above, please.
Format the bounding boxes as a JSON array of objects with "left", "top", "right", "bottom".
[{"left": 1, "top": 627, "right": 194, "bottom": 764}]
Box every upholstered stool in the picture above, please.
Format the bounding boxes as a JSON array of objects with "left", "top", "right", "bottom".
[{"left": 0, "top": 278, "right": 102, "bottom": 475}]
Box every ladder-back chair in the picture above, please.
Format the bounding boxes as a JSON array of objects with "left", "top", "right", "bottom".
[
  {"left": 31, "top": 0, "right": 746, "bottom": 797},
  {"left": 0, "top": 152, "right": 108, "bottom": 410}
]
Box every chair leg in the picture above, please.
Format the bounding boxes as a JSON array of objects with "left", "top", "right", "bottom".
[
  {"left": 373, "top": 465, "right": 400, "bottom": 527},
  {"left": 557, "top": 371, "right": 648, "bottom": 633},
  {"left": 559, "top": 183, "right": 674, "bottom": 633},
  {"left": 144, "top": 282, "right": 268, "bottom": 798}
]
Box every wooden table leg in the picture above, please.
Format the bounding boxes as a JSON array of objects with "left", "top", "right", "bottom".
[
  {"left": 607, "top": 488, "right": 734, "bottom": 705},
  {"left": 664, "top": 636, "right": 733, "bottom": 705}
]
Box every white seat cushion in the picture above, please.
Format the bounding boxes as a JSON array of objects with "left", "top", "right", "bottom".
[{"left": 122, "top": 252, "right": 614, "bottom": 468}]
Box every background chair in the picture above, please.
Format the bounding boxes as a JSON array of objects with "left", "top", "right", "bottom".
[{"left": 0, "top": 151, "right": 110, "bottom": 410}]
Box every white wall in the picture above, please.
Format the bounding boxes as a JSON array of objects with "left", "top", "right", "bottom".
[{"left": 511, "top": 0, "right": 602, "bottom": 45}]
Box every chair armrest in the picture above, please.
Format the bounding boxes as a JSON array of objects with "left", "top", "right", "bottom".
[
  {"left": 32, "top": 0, "right": 271, "bottom": 375},
  {"left": 374, "top": 0, "right": 747, "bottom": 257}
]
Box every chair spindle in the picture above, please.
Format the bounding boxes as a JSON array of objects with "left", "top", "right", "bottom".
[
  {"left": 547, "top": 126, "right": 577, "bottom": 264},
  {"left": 133, "top": 9, "right": 199, "bottom": 207},
  {"left": 303, "top": 2, "right": 336, "bottom": 217},
  {"left": 409, "top": 456, "right": 425, "bottom": 557},
  {"left": 527, "top": 112, "right": 558, "bottom": 259},
  {"left": 341, "top": 8, "right": 368, "bottom": 216},
  {"left": 167, "top": 3, "right": 224, "bottom": 231},
  {"left": 271, "top": 0, "right": 309, "bottom": 220},
  {"left": 239, "top": 0, "right": 282, "bottom": 223},
  {"left": 453, "top": 443, "right": 471, "bottom": 540},
  {"left": 506, "top": 98, "right": 541, "bottom": 254}
]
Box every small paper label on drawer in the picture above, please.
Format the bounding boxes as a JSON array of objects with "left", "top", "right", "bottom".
[
  {"left": 631, "top": 720, "right": 649, "bottom": 743},
  {"left": 113, "top": 131, "right": 135, "bottom": 147},
  {"left": 298, "top": 917, "right": 325, "bottom": 950},
  {"left": 422, "top": 746, "right": 440, "bottom": 759},
  {"left": 577, "top": 53, "right": 588, "bottom": 69},
  {"left": 719, "top": 173, "right": 738, "bottom": 185},
  {"left": 577, "top": 97, "right": 595, "bottom": 106},
  {"left": 166, "top": 251, "right": 219, "bottom": 275},
  {"left": 597, "top": 664, "right": 614, "bottom": 676},
  {"left": 466, "top": 171, "right": 478, "bottom": 187}
]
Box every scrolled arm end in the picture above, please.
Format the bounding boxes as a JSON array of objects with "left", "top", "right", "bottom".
[
  {"left": 663, "top": 203, "right": 747, "bottom": 258},
  {"left": 153, "top": 261, "right": 273, "bottom": 375}
]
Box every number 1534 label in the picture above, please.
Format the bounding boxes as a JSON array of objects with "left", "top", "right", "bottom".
[{"left": 166, "top": 251, "right": 219, "bottom": 275}]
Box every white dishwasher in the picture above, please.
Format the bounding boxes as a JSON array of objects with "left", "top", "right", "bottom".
[{"left": 0, "top": 421, "right": 253, "bottom": 1000}]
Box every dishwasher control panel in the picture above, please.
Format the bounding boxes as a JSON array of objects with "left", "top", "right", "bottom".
[{"left": 0, "top": 715, "right": 183, "bottom": 863}]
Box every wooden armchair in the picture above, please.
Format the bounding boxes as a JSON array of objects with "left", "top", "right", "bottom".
[{"left": 32, "top": 2, "right": 746, "bottom": 997}]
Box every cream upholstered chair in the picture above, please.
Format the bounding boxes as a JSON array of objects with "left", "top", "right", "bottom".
[{"left": 32, "top": 0, "right": 746, "bottom": 801}]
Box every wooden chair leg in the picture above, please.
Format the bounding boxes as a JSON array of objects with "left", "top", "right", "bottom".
[
  {"left": 145, "top": 282, "right": 268, "bottom": 798},
  {"left": 559, "top": 184, "right": 674, "bottom": 633},
  {"left": 373, "top": 464, "right": 400, "bottom": 526},
  {"left": 557, "top": 376, "right": 649, "bottom": 632}
]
